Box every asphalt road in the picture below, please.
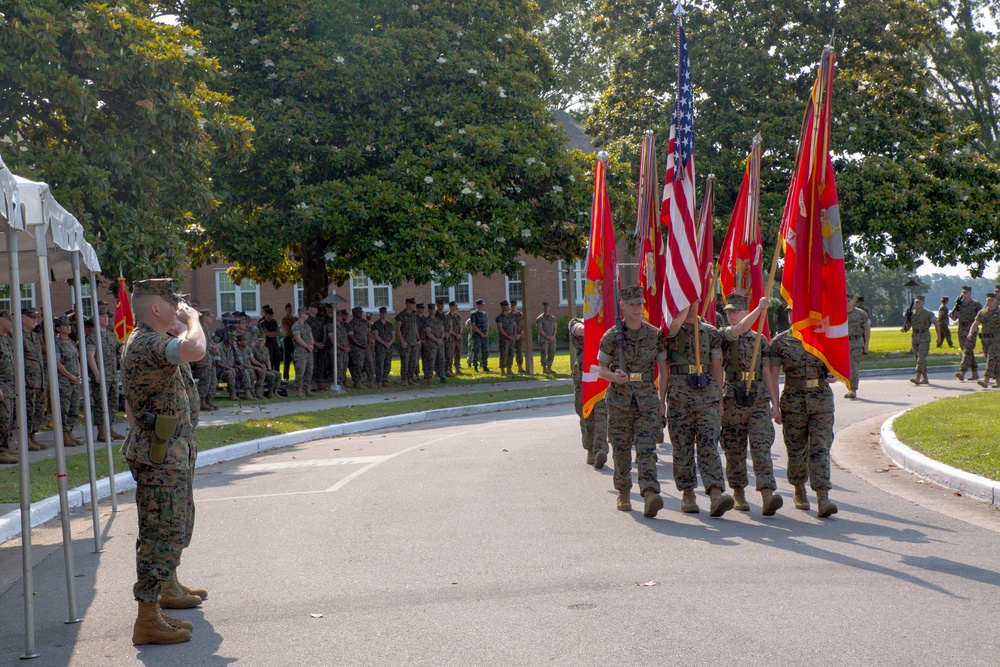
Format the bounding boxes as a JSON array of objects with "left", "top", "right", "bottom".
[{"left": 2, "top": 374, "right": 999, "bottom": 665}]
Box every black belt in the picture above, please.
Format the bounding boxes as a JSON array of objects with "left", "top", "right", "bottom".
[
  {"left": 784, "top": 378, "right": 827, "bottom": 389},
  {"left": 671, "top": 364, "right": 708, "bottom": 375}
]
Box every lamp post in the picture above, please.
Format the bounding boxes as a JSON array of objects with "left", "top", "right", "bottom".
[{"left": 321, "top": 291, "right": 349, "bottom": 392}]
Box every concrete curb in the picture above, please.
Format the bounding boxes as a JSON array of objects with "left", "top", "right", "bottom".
[
  {"left": 880, "top": 411, "right": 1000, "bottom": 506},
  {"left": 0, "top": 394, "right": 573, "bottom": 546}
]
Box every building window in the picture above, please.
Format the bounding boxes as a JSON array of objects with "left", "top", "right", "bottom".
[
  {"left": 505, "top": 263, "right": 525, "bottom": 303},
  {"left": 216, "top": 271, "right": 260, "bottom": 316},
  {"left": 293, "top": 283, "right": 306, "bottom": 312},
  {"left": 0, "top": 284, "right": 36, "bottom": 312},
  {"left": 558, "top": 260, "right": 585, "bottom": 305},
  {"left": 430, "top": 274, "right": 473, "bottom": 309},
  {"left": 70, "top": 282, "right": 95, "bottom": 318},
  {"left": 350, "top": 272, "right": 391, "bottom": 312}
]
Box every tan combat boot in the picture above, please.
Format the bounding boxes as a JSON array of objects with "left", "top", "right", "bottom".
[
  {"left": 206, "top": 396, "right": 217, "bottom": 411},
  {"left": 160, "top": 578, "right": 203, "bottom": 609},
  {"left": 160, "top": 606, "right": 194, "bottom": 631},
  {"left": 970, "top": 370, "right": 980, "bottom": 381},
  {"left": 816, "top": 487, "right": 838, "bottom": 518},
  {"left": 709, "top": 487, "right": 735, "bottom": 517},
  {"left": 27, "top": 433, "right": 47, "bottom": 451},
  {"left": 955, "top": 371, "right": 965, "bottom": 381},
  {"left": 732, "top": 488, "right": 750, "bottom": 511},
  {"left": 63, "top": 431, "right": 82, "bottom": 447},
  {"left": 642, "top": 491, "right": 664, "bottom": 518},
  {"left": 761, "top": 488, "right": 783, "bottom": 516},
  {"left": 792, "top": 483, "right": 810, "bottom": 510},
  {"left": 172, "top": 570, "right": 208, "bottom": 600},
  {"left": 111, "top": 426, "right": 127, "bottom": 440},
  {"left": 132, "top": 601, "right": 192, "bottom": 645},
  {"left": 920, "top": 372, "right": 930, "bottom": 385},
  {"left": 200, "top": 399, "right": 211, "bottom": 412},
  {"left": 977, "top": 377, "right": 990, "bottom": 388},
  {"left": 97, "top": 425, "right": 108, "bottom": 443},
  {"left": 0, "top": 449, "right": 19, "bottom": 464},
  {"left": 909, "top": 374, "right": 920, "bottom": 385},
  {"left": 585, "top": 450, "right": 595, "bottom": 466},
  {"left": 593, "top": 450, "right": 607, "bottom": 470},
  {"left": 680, "top": 489, "right": 700, "bottom": 514},
  {"left": 616, "top": 491, "right": 632, "bottom": 511}
]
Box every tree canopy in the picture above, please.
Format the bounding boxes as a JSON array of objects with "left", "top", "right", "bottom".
[
  {"left": 178, "top": 0, "right": 596, "bottom": 303},
  {"left": 0, "top": 0, "right": 252, "bottom": 283}
]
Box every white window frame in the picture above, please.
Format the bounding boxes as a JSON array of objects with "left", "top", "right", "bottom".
[
  {"left": 558, "top": 260, "right": 585, "bottom": 306},
  {"left": 293, "top": 282, "right": 306, "bottom": 312},
  {"left": 350, "top": 272, "right": 392, "bottom": 313},
  {"left": 0, "top": 284, "right": 36, "bottom": 312},
  {"left": 505, "top": 262, "right": 525, "bottom": 303},
  {"left": 430, "top": 273, "right": 473, "bottom": 309},
  {"left": 69, "top": 282, "right": 96, "bottom": 318},
  {"left": 215, "top": 271, "right": 260, "bottom": 317}
]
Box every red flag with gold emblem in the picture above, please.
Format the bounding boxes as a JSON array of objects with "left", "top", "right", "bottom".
[
  {"left": 718, "top": 137, "right": 770, "bottom": 338},
  {"left": 582, "top": 154, "right": 617, "bottom": 418},
  {"left": 636, "top": 132, "right": 666, "bottom": 329},
  {"left": 114, "top": 276, "right": 134, "bottom": 343},
  {"left": 695, "top": 176, "right": 717, "bottom": 326},
  {"left": 778, "top": 47, "right": 849, "bottom": 381}
]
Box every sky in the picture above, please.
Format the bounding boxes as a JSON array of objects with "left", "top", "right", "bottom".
[{"left": 916, "top": 258, "right": 1000, "bottom": 279}]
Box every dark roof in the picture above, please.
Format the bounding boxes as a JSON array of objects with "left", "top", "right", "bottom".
[{"left": 553, "top": 109, "right": 594, "bottom": 153}]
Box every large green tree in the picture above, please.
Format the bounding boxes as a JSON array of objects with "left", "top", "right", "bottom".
[
  {"left": 178, "top": 0, "right": 597, "bottom": 304},
  {"left": 588, "top": 0, "right": 1000, "bottom": 275},
  {"left": 0, "top": 1, "right": 252, "bottom": 282}
]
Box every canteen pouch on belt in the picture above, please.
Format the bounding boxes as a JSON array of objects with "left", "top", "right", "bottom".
[
  {"left": 687, "top": 374, "right": 711, "bottom": 390},
  {"left": 734, "top": 382, "right": 758, "bottom": 407},
  {"left": 149, "top": 414, "right": 178, "bottom": 464}
]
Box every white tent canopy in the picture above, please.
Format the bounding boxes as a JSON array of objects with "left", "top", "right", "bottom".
[{"left": 0, "top": 154, "right": 22, "bottom": 229}]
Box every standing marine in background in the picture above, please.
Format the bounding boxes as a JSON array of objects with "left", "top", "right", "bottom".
[
  {"left": 902, "top": 295, "right": 936, "bottom": 385},
  {"left": 968, "top": 293, "right": 1000, "bottom": 389},
  {"left": 952, "top": 286, "right": 981, "bottom": 381},
  {"left": 536, "top": 302, "right": 558, "bottom": 374},
  {"left": 846, "top": 293, "right": 870, "bottom": 399},
  {"left": 510, "top": 299, "right": 526, "bottom": 374},
  {"left": 936, "top": 296, "right": 953, "bottom": 348}
]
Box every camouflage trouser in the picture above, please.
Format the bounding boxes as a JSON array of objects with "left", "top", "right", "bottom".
[
  {"left": 472, "top": 336, "right": 489, "bottom": 369},
  {"left": 498, "top": 338, "right": 514, "bottom": 371},
  {"left": 400, "top": 344, "right": 420, "bottom": 381},
  {"left": 196, "top": 361, "right": 217, "bottom": 402},
  {"left": 849, "top": 345, "right": 864, "bottom": 391},
  {"left": 375, "top": 344, "right": 392, "bottom": 383},
  {"left": 539, "top": 339, "right": 555, "bottom": 370},
  {"left": 256, "top": 369, "right": 281, "bottom": 396},
  {"left": 720, "top": 395, "right": 776, "bottom": 490},
  {"left": 424, "top": 342, "right": 445, "bottom": 379},
  {"left": 444, "top": 336, "right": 455, "bottom": 374},
  {"left": 983, "top": 335, "right": 1000, "bottom": 380},
  {"left": 26, "top": 384, "right": 46, "bottom": 434},
  {"left": 235, "top": 366, "right": 255, "bottom": 395},
  {"left": 215, "top": 366, "right": 235, "bottom": 397},
  {"left": 90, "top": 370, "right": 119, "bottom": 426},
  {"left": 574, "top": 379, "right": 608, "bottom": 454},
  {"left": 0, "top": 393, "right": 12, "bottom": 449},
  {"left": 334, "top": 348, "right": 348, "bottom": 385},
  {"left": 514, "top": 338, "right": 524, "bottom": 370},
  {"left": 936, "top": 323, "right": 952, "bottom": 347},
  {"left": 58, "top": 377, "right": 82, "bottom": 431},
  {"left": 312, "top": 347, "right": 327, "bottom": 383},
  {"left": 129, "top": 462, "right": 193, "bottom": 603},
  {"left": 607, "top": 397, "right": 660, "bottom": 495},
  {"left": 349, "top": 347, "right": 371, "bottom": 385},
  {"left": 667, "top": 398, "right": 725, "bottom": 492},
  {"left": 912, "top": 336, "right": 930, "bottom": 373},
  {"left": 293, "top": 348, "right": 314, "bottom": 394},
  {"left": 959, "top": 324, "right": 978, "bottom": 373},
  {"left": 467, "top": 333, "right": 474, "bottom": 365},
  {"left": 779, "top": 401, "right": 833, "bottom": 490}
]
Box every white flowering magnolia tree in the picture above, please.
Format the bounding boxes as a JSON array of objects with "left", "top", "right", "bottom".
[{"left": 180, "top": 0, "right": 602, "bottom": 303}]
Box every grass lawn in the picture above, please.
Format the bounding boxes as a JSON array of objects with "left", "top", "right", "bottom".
[
  {"left": 892, "top": 391, "right": 1000, "bottom": 481},
  {"left": 863, "top": 327, "right": 982, "bottom": 369},
  {"left": 0, "top": 384, "right": 572, "bottom": 505}
]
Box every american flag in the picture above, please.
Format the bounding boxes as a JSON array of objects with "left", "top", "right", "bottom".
[{"left": 659, "top": 21, "right": 700, "bottom": 322}]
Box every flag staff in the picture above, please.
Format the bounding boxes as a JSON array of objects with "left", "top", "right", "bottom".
[{"left": 742, "top": 135, "right": 770, "bottom": 392}]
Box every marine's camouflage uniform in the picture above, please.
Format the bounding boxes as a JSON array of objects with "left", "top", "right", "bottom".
[
  {"left": 371, "top": 318, "right": 395, "bottom": 384},
  {"left": 422, "top": 312, "right": 446, "bottom": 380},
  {"left": 23, "top": 328, "right": 46, "bottom": 435},
  {"left": 495, "top": 311, "right": 516, "bottom": 373},
  {"left": 291, "top": 320, "right": 314, "bottom": 395},
  {"left": 720, "top": 327, "right": 777, "bottom": 491},
  {"left": 347, "top": 316, "right": 374, "bottom": 385},
  {"left": 599, "top": 321, "right": 667, "bottom": 496},
  {"left": 904, "top": 308, "right": 934, "bottom": 374},
  {"left": 0, "top": 334, "right": 14, "bottom": 450},
  {"left": 121, "top": 322, "right": 199, "bottom": 603},
  {"left": 769, "top": 330, "right": 834, "bottom": 491},
  {"left": 665, "top": 321, "right": 726, "bottom": 493},
  {"left": 973, "top": 306, "right": 1000, "bottom": 381},
  {"left": 511, "top": 310, "right": 525, "bottom": 370},
  {"left": 87, "top": 327, "right": 121, "bottom": 424},
  {"left": 952, "top": 297, "right": 982, "bottom": 375},
  {"left": 570, "top": 319, "right": 608, "bottom": 458},
  {"left": 250, "top": 343, "right": 281, "bottom": 396},
  {"left": 470, "top": 310, "right": 489, "bottom": 370},
  {"left": 56, "top": 337, "right": 82, "bottom": 431},
  {"left": 536, "top": 313, "right": 558, "bottom": 370},
  {"left": 847, "top": 307, "right": 869, "bottom": 391},
  {"left": 447, "top": 311, "right": 464, "bottom": 374}
]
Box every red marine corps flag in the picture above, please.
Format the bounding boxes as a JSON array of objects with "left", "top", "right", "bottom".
[
  {"left": 718, "top": 136, "right": 770, "bottom": 338},
  {"left": 114, "top": 275, "right": 134, "bottom": 343},
  {"left": 694, "top": 175, "right": 717, "bottom": 326},
  {"left": 779, "top": 46, "right": 850, "bottom": 381},
  {"left": 581, "top": 152, "right": 617, "bottom": 418},
  {"left": 636, "top": 131, "right": 666, "bottom": 329},
  {"left": 659, "top": 14, "right": 701, "bottom": 326}
]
